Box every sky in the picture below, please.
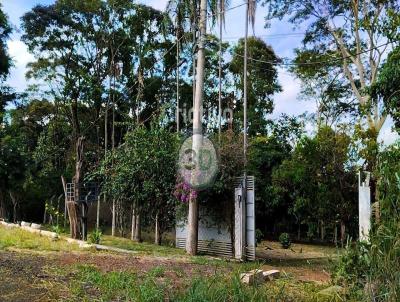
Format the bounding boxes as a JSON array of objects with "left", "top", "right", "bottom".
[{"left": 2, "top": 0, "right": 398, "bottom": 144}]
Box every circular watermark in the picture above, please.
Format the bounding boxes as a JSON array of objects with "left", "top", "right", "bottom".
[{"left": 178, "top": 134, "right": 218, "bottom": 190}]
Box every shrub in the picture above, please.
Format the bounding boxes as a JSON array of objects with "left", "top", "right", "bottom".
[
  {"left": 88, "top": 229, "right": 102, "bottom": 244},
  {"left": 255, "top": 229, "right": 263, "bottom": 244},
  {"left": 332, "top": 143, "right": 400, "bottom": 301},
  {"left": 332, "top": 240, "right": 370, "bottom": 289},
  {"left": 51, "top": 225, "right": 62, "bottom": 235},
  {"left": 279, "top": 233, "right": 291, "bottom": 249}
]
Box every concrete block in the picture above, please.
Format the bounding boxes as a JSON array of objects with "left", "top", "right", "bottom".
[
  {"left": 79, "top": 242, "right": 94, "bottom": 249},
  {"left": 7, "top": 223, "right": 20, "bottom": 228},
  {"left": 240, "top": 269, "right": 264, "bottom": 285},
  {"left": 263, "top": 270, "right": 280, "bottom": 281},
  {"left": 31, "top": 223, "right": 42, "bottom": 230},
  {"left": 40, "top": 230, "right": 58, "bottom": 239}
]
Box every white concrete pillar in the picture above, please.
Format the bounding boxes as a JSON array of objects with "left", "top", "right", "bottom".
[{"left": 358, "top": 171, "right": 371, "bottom": 242}]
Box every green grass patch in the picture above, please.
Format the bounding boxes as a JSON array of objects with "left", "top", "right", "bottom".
[
  {"left": 0, "top": 225, "right": 80, "bottom": 251},
  {"left": 101, "top": 235, "right": 186, "bottom": 257},
  {"left": 68, "top": 264, "right": 334, "bottom": 302}
]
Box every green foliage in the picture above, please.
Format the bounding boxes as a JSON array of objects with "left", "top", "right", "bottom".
[
  {"left": 279, "top": 232, "right": 291, "bottom": 249},
  {"left": 255, "top": 229, "right": 264, "bottom": 244},
  {"left": 248, "top": 115, "right": 303, "bottom": 233},
  {"left": 0, "top": 3, "right": 12, "bottom": 79},
  {"left": 94, "top": 123, "right": 179, "bottom": 236},
  {"left": 272, "top": 126, "right": 357, "bottom": 238},
  {"left": 45, "top": 200, "right": 64, "bottom": 226},
  {"left": 332, "top": 241, "right": 370, "bottom": 289},
  {"left": 230, "top": 37, "right": 281, "bottom": 135},
  {"left": 51, "top": 225, "right": 63, "bottom": 235},
  {"left": 88, "top": 229, "right": 102, "bottom": 244},
  {"left": 333, "top": 142, "right": 400, "bottom": 301},
  {"left": 371, "top": 46, "right": 400, "bottom": 130}
]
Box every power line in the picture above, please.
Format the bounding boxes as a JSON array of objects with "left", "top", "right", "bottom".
[
  {"left": 234, "top": 41, "right": 394, "bottom": 67},
  {"left": 206, "top": 2, "right": 247, "bottom": 19},
  {"left": 214, "top": 32, "right": 306, "bottom": 41}
]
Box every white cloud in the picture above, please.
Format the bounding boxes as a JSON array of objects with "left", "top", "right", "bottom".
[
  {"left": 142, "top": 0, "right": 168, "bottom": 11},
  {"left": 6, "top": 39, "right": 34, "bottom": 92},
  {"left": 272, "top": 69, "right": 315, "bottom": 118},
  {"left": 378, "top": 117, "right": 399, "bottom": 146}
]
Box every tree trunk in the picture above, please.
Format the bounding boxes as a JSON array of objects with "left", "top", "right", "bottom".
[
  {"left": 68, "top": 136, "right": 85, "bottom": 239},
  {"left": 111, "top": 199, "right": 116, "bottom": 236},
  {"left": 56, "top": 195, "right": 61, "bottom": 226},
  {"left": 340, "top": 221, "right": 346, "bottom": 247},
  {"left": 334, "top": 225, "right": 338, "bottom": 246},
  {"left": 0, "top": 190, "right": 6, "bottom": 219},
  {"left": 9, "top": 191, "right": 18, "bottom": 223},
  {"left": 96, "top": 194, "right": 100, "bottom": 230},
  {"left": 186, "top": 0, "right": 207, "bottom": 256},
  {"left": 134, "top": 211, "right": 141, "bottom": 242},
  {"left": 117, "top": 199, "right": 125, "bottom": 237},
  {"left": 297, "top": 224, "right": 301, "bottom": 241},
  {"left": 155, "top": 212, "right": 161, "bottom": 245},
  {"left": 43, "top": 201, "right": 47, "bottom": 224},
  {"left": 320, "top": 220, "right": 325, "bottom": 241},
  {"left": 131, "top": 205, "right": 136, "bottom": 240}
]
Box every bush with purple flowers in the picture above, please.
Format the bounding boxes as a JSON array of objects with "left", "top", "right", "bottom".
[{"left": 174, "top": 181, "right": 197, "bottom": 203}]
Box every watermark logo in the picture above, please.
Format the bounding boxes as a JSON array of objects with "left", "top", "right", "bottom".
[{"left": 178, "top": 134, "right": 218, "bottom": 190}]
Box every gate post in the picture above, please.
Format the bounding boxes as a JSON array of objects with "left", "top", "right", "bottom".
[
  {"left": 234, "top": 182, "right": 246, "bottom": 260},
  {"left": 358, "top": 171, "right": 371, "bottom": 242},
  {"left": 234, "top": 176, "right": 256, "bottom": 261}
]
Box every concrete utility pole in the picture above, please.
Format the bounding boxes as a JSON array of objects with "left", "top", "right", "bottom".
[
  {"left": 176, "top": 17, "right": 180, "bottom": 133},
  {"left": 186, "top": 0, "right": 207, "bottom": 256},
  {"left": 243, "top": 1, "right": 249, "bottom": 170}
]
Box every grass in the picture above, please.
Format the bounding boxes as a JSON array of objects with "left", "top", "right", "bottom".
[
  {"left": 101, "top": 234, "right": 186, "bottom": 257},
  {"left": 0, "top": 225, "right": 80, "bottom": 251},
  {"left": 0, "top": 224, "right": 352, "bottom": 301},
  {"left": 67, "top": 264, "right": 338, "bottom": 302}
]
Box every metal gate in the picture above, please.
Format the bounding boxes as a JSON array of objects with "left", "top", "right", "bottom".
[{"left": 176, "top": 176, "right": 255, "bottom": 261}]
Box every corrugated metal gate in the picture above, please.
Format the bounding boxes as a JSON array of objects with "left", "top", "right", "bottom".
[{"left": 176, "top": 176, "right": 255, "bottom": 261}]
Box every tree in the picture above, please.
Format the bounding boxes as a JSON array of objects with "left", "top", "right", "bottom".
[
  {"left": 95, "top": 123, "right": 178, "bottom": 244},
  {"left": 248, "top": 114, "right": 304, "bottom": 236},
  {"left": 230, "top": 37, "right": 281, "bottom": 135},
  {"left": 272, "top": 126, "right": 357, "bottom": 243},
  {"left": 263, "top": 0, "right": 400, "bottom": 170},
  {"left": 291, "top": 50, "right": 356, "bottom": 127},
  {"left": 0, "top": 3, "right": 11, "bottom": 79},
  {"left": 371, "top": 46, "right": 400, "bottom": 130},
  {"left": 22, "top": 0, "right": 172, "bottom": 238}
]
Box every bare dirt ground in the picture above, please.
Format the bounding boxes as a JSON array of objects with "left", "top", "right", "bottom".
[
  {"left": 0, "top": 249, "right": 223, "bottom": 301},
  {"left": 0, "top": 240, "right": 336, "bottom": 301},
  {"left": 256, "top": 240, "right": 337, "bottom": 284}
]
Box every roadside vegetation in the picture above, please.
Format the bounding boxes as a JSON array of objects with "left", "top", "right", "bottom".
[{"left": 0, "top": 0, "right": 399, "bottom": 301}]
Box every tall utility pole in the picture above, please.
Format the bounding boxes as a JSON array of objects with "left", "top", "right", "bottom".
[
  {"left": 243, "top": 2, "right": 249, "bottom": 171},
  {"left": 218, "top": 4, "right": 223, "bottom": 143},
  {"left": 176, "top": 17, "right": 180, "bottom": 133},
  {"left": 111, "top": 59, "right": 116, "bottom": 237},
  {"left": 186, "top": 0, "right": 207, "bottom": 256}
]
